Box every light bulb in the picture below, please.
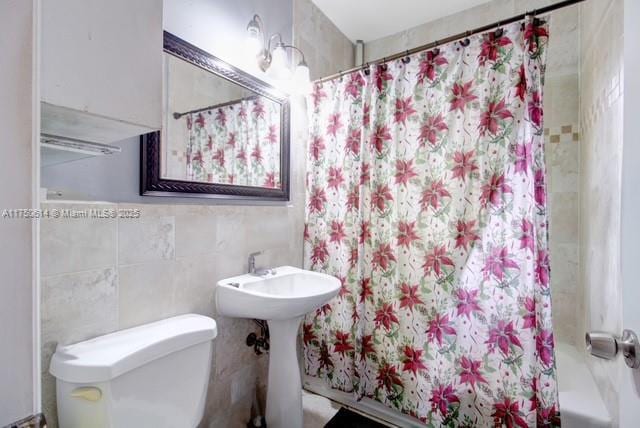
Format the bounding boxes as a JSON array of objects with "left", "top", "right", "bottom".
[
  {"left": 293, "top": 60, "right": 311, "bottom": 95},
  {"left": 268, "top": 44, "right": 291, "bottom": 80},
  {"left": 246, "top": 16, "right": 263, "bottom": 56},
  {"left": 245, "top": 34, "right": 262, "bottom": 56}
]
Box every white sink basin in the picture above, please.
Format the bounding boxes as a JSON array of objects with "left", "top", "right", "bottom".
[
  {"left": 216, "top": 266, "right": 340, "bottom": 320},
  {"left": 215, "top": 266, "right": 340, "bottom": 428}
]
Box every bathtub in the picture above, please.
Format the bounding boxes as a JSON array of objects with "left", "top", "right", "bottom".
[{"left": 556, "top": 342, "right": 612, "bottom": 427}]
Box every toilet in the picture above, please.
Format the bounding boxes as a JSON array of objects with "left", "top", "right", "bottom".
[{"left": 49, "top": 314, "right": 217, "bottom": 428}]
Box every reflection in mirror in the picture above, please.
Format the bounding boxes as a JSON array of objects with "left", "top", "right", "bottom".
[{"left": 162, "top": 53, "right": 282, "bottom": 189}]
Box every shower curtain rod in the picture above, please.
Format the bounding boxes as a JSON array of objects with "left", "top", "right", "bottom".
[
  {"left": 316, "top": 0, "right": 586, "bottom": 84},
  {"left": 173, "top": 94, "right": 259, "bottom": 119}
]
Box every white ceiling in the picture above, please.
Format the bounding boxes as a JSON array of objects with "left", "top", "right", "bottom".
[{"left": 311, "top": 0, "right": 493, "bottom": 42}]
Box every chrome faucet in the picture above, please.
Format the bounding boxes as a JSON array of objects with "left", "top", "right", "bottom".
[
  {"left": 248, "top": 251, "right": 275, "bottom": 276},
  {"left": 248, "top": 251, "right": 262, "bottom": 274}
]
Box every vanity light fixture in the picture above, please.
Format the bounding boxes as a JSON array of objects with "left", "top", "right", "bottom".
[{"left": 245, "top": 14, "right": 310, "bottom": 93}]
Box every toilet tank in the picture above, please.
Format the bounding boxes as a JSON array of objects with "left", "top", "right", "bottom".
[{"left": 50, "top": 314, "right": 217, "bottom": 428}]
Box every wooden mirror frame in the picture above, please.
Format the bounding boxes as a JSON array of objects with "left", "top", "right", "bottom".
[{"left": 141, "top": 31, "right": 290, "bottom": 201}]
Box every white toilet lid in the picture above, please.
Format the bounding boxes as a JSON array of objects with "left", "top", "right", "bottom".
[{"left": 49, "top": 314, "right": 217, "bottom": 383}]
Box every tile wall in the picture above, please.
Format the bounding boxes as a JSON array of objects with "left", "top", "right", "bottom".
[
  {"left": 579, "top": 0, "right": 624, "bottom": 423},
  {"left": 293, "top": 0, "right": 355, "bottom": 80}
]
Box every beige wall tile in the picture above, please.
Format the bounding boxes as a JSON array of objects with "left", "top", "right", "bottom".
[
  {"left": 40, "top": 267, "right": 118, "bottom": 426},
  {"left": 118, "top": 215, "right": 175, "bottom": 265},
  {"left": 550, "top": 243, "right": 578, "bottom": 293},
  {"left": 293, "top": 0, "right": 354, "bottom": 80},
  {"left": 549, "top": 192, "right": 579, "bottom": 244},
  {"left": 41, "top": 268, "right": 118, "bottom": 345},
  {"left": 579, "top": 0, "right": 623, "bottom": 423},
  {"left": 174, "top": 210, "right": 218, "bottom": 258},
  {"left": 117, "top": 260, "right": 179, "bottom": 329},
  {"left": 40, "top": 202, "right": 117, "bottom": 276},
  {"left": 551, "top": 290, "right": 579, "bottom": 345},
  {"left": 173, "top": 255, "right": 218, "bottom": 317}
]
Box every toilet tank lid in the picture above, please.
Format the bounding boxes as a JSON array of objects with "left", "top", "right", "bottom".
[{"left": 49, "top": 314, "right": 217, "bottom": 383}]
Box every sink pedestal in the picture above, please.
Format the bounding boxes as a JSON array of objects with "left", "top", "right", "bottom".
[
  {"left": 215, "top": 267, "right": 341, "bottom": 428},
  {"left": 265, "top": 316, "right": 304, "bottom": 428}
]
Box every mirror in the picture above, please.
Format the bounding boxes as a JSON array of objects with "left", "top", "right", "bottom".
[{"left": 142, "top": 32, "right": 290, "bottom": 201}]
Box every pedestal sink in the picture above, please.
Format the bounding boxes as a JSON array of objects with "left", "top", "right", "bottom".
[{"left": 216, "top": 266, "right": 340, "bottom": 428}]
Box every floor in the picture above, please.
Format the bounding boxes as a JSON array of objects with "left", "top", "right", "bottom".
[
  {"left": 302, "top": 390, "right": 341, "bottom": 428},
  {"left": 302, "top": 390, "right": 395, "bottom": 428}
]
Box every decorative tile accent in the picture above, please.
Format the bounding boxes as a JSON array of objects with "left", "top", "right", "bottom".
[{"left": 544, "top": 124, "right": 580, "bottom": 144}]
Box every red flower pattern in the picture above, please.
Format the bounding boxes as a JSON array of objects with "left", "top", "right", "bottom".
[
  {"left": 371, "top": 125, "right": 392, "bottom": 153},
  {"left": 449, "top": 80, "right": 478, "bottom": 112},
  {"left": 483, "top": 247, "right": 519, "bottom": 281},
  {"left": 396, "top": 221, "right": 420, "bottom": 248},
  {"left": 479, "top": 98, "right": 513, "bottom": 135},
  {"left": 523, "top": 297, "right": 536, "bottom": 330},
  {"left": 371, "top": 184, "right": 393, "bottom": 212},
  {"left": 374, "top": 303, "right": 399, "bottom": 331},
  {"left": 327, "top": 166, "right": 344, "bottom": 189},
  {"left": 401, "top": 346, "right": 427, "bottom": 375},
  {"left": 454, "top": 219, "right": 480, "bottom": 250},
  {"left": 345, "top": 128, "right": 361, "bottom": 156},
  {"left": 394, "top": 97, "right": 417, "bottom": 124},
  {"left": 329, "top": 220, "right": 346, "bottom": 244},
  {"left": 426, "top": 313, "right": 456, "bottom": 345},
  {"left": 492, "top": 398, "right": 528, "bottom": 428},
  {"left": 420, "top": 180, "right": 451, "bottom": 211},
  {"left": 418, "top": 49, "right": 448, "bottom": 83},
  {"left": 310, "top": 240, "right": 329, "bottom": 267},
  {"left": 423, "top": 245, "right": 455, "bottom": 277},
  {"left": 394, "top": 159, "right": 418, "bottom": 186},
  {"left": 459, "top": 356, "right": 487, "bottom": 387},
  {"left": 429, "top": 384, "right": 460, "bottom": 417},
  {"left": 451, "top": 150, "right": 479, "bottom": 181},
  {"left": 486, "top": 320, "right": 523, "bottom": 355},
  {"left": 478, "top": 32, "right": 512, "bottom": 65},
  {"left": 333, "top": 331, "right": 354, "bottom": 356},
  {"left": 480, "top": 173, "right": 513, "bottom": 207},
  {"left": 456, "top": 288, "right": 482, "bottom": 319},
  {"left": 372, "top": 243, "right": 396, "bottom": 271},
  {"left": 376, "top": 363, "right": 403, "bottom": 392},
  {"left": 399, "top": 282, "right": 424, "bottom": 312},
  {"left": 327, "top": 113, "right": 343, "bottom": 136},
  {"left": 419, "top": 114, "right": 448, "bottom": 146},
  {"left": 514, "top": 141, "right": 533, "bottom": 174},
  {"left": 310, "top": 135, "right": 325, "bottom": 161}
]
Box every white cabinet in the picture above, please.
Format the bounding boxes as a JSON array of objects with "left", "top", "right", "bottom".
[{"left": 41, "top": 0, "right": 163, "bottom": 143}]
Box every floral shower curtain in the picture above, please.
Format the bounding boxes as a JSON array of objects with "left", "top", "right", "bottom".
[
  {"left": 303, "top": 18, "right": 559, "bottom": 427},
  {"left": 186, "top": 97, "right": 280, "bottom": 188}
]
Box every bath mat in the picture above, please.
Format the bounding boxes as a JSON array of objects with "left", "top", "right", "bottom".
[{"left": 324, "top": 408, "right": 388, "bottom": 427}]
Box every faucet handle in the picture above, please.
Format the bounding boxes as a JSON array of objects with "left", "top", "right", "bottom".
[{"left": 249, "top": 251, "right": 263, "bottom": 258}]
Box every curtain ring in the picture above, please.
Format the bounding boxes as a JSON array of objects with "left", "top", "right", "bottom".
[
  {"left": 364, "top": 62, "right": 370, "bottom": 75},
  {"left": 402, "top": 50, "right": 410, "bottom": 64}
]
